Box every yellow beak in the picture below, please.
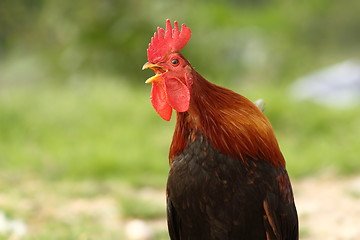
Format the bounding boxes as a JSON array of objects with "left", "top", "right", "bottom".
[{"left": 142, "top": 62, "right": 164, "bottom": 83}]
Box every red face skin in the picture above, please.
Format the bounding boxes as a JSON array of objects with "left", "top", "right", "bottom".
[{"left": 143, "top": 53, "right": 194, "bottom": 121}]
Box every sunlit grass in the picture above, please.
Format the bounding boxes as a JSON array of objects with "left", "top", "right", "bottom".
[
  {"left": 0, "top": 78, "right": 359, "bottom": 186},
  {"left": 0, "top": 79, "right": 173, "bottom": 187},
  {"left": 245, "top": 85, "right": 360, "bottom": 177}
]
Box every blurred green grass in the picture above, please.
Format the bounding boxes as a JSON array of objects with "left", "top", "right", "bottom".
[
  {"left": 1, "top": 78, "right": 359, "bottom": 188},
  {"left": 250, "top": 86, "right": 360, "bottom": 177},
  {"left": 0, "top": 79, "right": 173, "bottom": 187}
]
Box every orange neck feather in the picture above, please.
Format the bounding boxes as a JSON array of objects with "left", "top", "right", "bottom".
[{"left": 169, "top": 71, "right": 285, "bottom": 168}]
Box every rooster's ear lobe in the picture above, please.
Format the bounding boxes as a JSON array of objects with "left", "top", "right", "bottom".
[
  {"left": 185, "top": 69, "right": 194, "bottom": 87},
  {"left": 165, "top": 78, "right": 190, "bottom": 113}
]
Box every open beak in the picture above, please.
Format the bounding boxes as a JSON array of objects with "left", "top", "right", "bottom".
[{"left": 142, "top": 62, "right": 165, "bottom": 83}]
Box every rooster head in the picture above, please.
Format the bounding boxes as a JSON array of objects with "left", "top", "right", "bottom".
[{"left": 142, "top": 19, "right": 193, "bottom": 121}]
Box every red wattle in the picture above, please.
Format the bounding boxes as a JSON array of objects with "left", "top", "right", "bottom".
[{"left": 151, "top": 81, "right": 172, "bottom": 121}]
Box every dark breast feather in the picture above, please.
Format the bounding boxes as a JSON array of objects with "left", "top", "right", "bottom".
[{"left": 166, "top": 132, "right": 298, "bottom": 240}]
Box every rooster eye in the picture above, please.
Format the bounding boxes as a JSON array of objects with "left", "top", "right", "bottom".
[{"left": 171, "top": 59, "right": 179, "bottom": 65}]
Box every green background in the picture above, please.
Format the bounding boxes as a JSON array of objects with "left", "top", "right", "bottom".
[{"left": 0, "top": 0, "right": 360, "bottom": 239}]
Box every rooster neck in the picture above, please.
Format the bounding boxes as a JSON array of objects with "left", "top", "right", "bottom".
[{"left": 169, "top": 71, "right": 285, "bottom": 168}]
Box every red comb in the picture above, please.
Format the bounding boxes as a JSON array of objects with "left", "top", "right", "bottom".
[{"left": 147, "top": 19, "right": 192, "bottom": 63}]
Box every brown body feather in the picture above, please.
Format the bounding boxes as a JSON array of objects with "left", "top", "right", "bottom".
[
  {"left": 166, "top": 70, "right": 298, "bottom": 240},
  {"left": 170, "top": 71, "right": 285, "bottom": 167}
]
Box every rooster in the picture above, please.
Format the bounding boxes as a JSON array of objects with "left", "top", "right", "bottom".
[{"left": 142, "top": 20, "right": 298, "bottom": 240}]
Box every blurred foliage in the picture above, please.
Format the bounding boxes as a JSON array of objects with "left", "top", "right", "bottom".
[
  {"left": 0, "top": 0, "right": 360, "bottom": 182},
  {"left": 1, "top": 0, "right": 360, "bottom": 85}
]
